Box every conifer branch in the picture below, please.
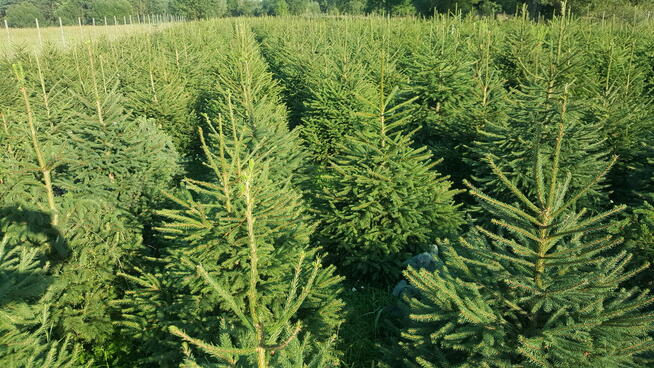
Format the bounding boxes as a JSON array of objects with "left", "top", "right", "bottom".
[{"left": 13, "top": 63, "right": 58, "bottom": 226}]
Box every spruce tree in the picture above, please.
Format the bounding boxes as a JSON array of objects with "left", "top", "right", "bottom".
[
  {"left": 315, "top": 55, "right": 463, "bottom": 284},
  {"left": 120, "top": 116, "right": 344, "bottom": 366},
  {"left": 120, "top": 40, "right": 197, "bottom": 154},
  {"left": 199, "top": 24, "right": 305, "bottom": 181},
  {"left": 300, "top": 54, "right": 376, "bottom": 164},
  {"left": 119, "top": 25, "right": 343, "bottom": 366},
  {"left": 401, "top": 23, "right": 507, "bottom": 186},
  {"left": 472, "top": 15, "right": 608, "bottom": 209},
  {"left": 0, "top": 208, "right": 85, "bottom": 368},
  {"left": 167, "top": 158, "right": 339, "bottom": 367},
  {"left": 397, "top": 124, "right": 654, "bottom": 367},
  {"left": 585, "top": 33, "right": 654, "bottom": 205},
  {"left": 400, "top": 24, "right": 477, "bottom": 181},
  {"left": 0, "top": 52, "right": 178, "bottom": 355},
  {"left": 61, "top": 81, "right": 181, "bottom": 220}
]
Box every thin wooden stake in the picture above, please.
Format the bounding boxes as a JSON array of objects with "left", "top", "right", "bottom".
[
  {"left": 77, "top": 17, "right": 84, "bottom": 41},
  {"left": 35, "top": 18, "right": 43, "bottom": 49},
  {"left": 58, "top": 17, "right": 66, "bottom": 47},
  {"left": 4, "top": 19, "right": 9, "bottom": 46}
]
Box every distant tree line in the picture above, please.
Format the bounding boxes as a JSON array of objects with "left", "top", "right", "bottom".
[{"left": 1, "top": 0, "right": 653, "bottom": 28}]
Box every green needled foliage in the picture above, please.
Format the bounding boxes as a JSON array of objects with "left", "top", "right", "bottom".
[
  {"left": 167, "top": 160, "right": 338, "bottom": 367},
  {"left": 61, "top": 81, "right": 181, "bottom": 220},
  {"left": 3, "top": 14, "right": 654, "bottom": 368},
  {"left": 300, "top": 51, "right": 376, "bottom": 164},
  {"left": 199, "top": 24, "right": 305, "bottom": 182},
  {"left": 0, "top": 41, "right": 180, "bottom": 362},
  {"left": 120, "top": 36, "right": 198, "bottom": 154},
  {"left": 119, "top": 25, "right": 343, "bottom": 367},
  {"left": 472, "top": 15, "right": 609, "bottom": 210},
  {"left": 315, "top": 55, "right": 463, "bottom": 284},
  {"left": 0, "top": 208, "right": 86, "bottom": 368},
  {"left": 120, "top": 119, "right": 344, "bottom": 366},
  {"left": 583, "top": 26, "right": 654, "bottom": 206},
  {"left": 401, "top": 22, "right": 508, "bottom": 188},
  {"left": 396, "top": 124, "right": 654, "bottom": 367}
]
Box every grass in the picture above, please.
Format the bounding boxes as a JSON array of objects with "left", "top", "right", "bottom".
[
  {"left": 1, "top": 22, "right": 175, "bottom": 58},
  {"left": 338, "top": 283, "right": 398, "bottom": 367}
]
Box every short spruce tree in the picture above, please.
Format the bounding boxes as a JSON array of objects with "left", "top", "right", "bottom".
[
  {"left": 397, "top": 124, "right": 654, "bottom": 367},
  {"left": 472, "top": 13, "right": 609, "bottom": 209},
  {"left": 315, "top": 57, "right": 463, "bottom": 284}
]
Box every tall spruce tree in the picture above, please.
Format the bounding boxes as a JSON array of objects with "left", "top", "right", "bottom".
[
  {"left": 167, "top": 158, "right": 339, "bottom": 367},
  {"left": 119, "top": 25, "right": 343, "bottom": 367},
  {"left": 0, "top": 67, "right": 86, "bottom": 366},
  {"left": 315, "top": 54, "right": 463, "bottom": 284},
  {"left": 395, "top": 123, "right": 654, "bottom": 367}
]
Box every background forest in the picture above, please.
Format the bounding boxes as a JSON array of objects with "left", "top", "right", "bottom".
[
  {"left": 2, "top": 0, "right": 654, "bottom": 26},
  {"left": 2, "top": 4, "right": 654, "bottom": 368}
]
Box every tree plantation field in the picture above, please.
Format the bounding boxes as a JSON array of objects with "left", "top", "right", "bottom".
[{"left": 2, "top": 13, "right": 654, "bottom": 368}]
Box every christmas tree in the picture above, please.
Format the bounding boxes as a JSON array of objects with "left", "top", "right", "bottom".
[
  {"left": 315, "top": 54, "right": 463, "bottom": 284},
  {"left": 0, "top": 207, "right": 84, "bottom": 368},
  {"left": 397, "top": 123, "right": 654, "bottom": 367},
  {"left": 119, "top": 25, "right": 343, "bottom": 366}
]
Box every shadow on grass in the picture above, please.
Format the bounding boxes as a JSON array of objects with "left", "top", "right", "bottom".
[{"left": 338, "top": 282, "right": 398, "bottom": 368}]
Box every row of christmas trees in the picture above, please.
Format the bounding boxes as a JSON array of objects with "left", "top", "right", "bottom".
[{"left": 1, "top": 13, "right": 654, "bottom": 367}]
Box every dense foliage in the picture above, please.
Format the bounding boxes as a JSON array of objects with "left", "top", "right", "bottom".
[
  {"left": 3, "top": 0, "right": 654, "bottom": 26},
  {"left": 1, "top": 12, "right": 654, "bottom": 368}
]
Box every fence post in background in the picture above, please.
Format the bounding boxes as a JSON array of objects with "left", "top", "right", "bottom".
[
  {"left": 93, "top": 18, "right": 96, "bottom": 27},
  {"left": 123, "top": 15, "right": 127, "bottom": 25},
  {"left": 129, "top": 15, "right": 133, "bottom": 25},
  {"left": 35, "top": 18, "right": 43, "bottom": 49},
  {"left": 59, "top": 17, "right": 66, "bottom": 47},
  {"left": 4, "top": 19, "right": 9, "bottom": 46},
  {"left": 137, "top": 14, "right": 141, "bottom": 24},
  {"left": 114, "top": 16, "right": 118, "bottom": 26},
  {"left": 78, "top": 17, "right": 84, "bottom": 41}
]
